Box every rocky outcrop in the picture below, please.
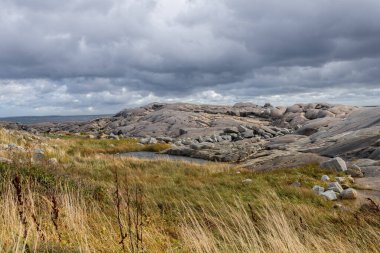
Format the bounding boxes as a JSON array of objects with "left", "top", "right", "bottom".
[{"left": 1, "top": 102, "right": 379, "bottom": 168}]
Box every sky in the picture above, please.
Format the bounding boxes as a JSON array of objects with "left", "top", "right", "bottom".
[{"left": 0, "top": 0, "right": 380, "bottom": 116}]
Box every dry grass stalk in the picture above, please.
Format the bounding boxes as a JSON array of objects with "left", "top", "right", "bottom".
[
  {"left": 113, "top": 168, "right": 144, "bottom": 253},
  {"left": 51, "top": 194, "right": 61, "bottom": 242},
  {"left": 11, "top": 176, "right": 28, "bottom": 240},
  {"left": 114, "top": 169, "right": 128, "bottom": 253},
  {"left": 26, "top": 183, "right": 45, "bottom": 241}
]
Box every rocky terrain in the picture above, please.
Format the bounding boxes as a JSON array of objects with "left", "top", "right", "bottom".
[
  {"left": 1, "top": 102, "right": 379, "bottom": 167},
  {"left": 1, "top": 102, "right": 380, "bottom": 204}
]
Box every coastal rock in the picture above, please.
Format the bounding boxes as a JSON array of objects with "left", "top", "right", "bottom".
[
  {"left": 346, "top": 164, "right": 364, "bottom": 178},
  {"left": 33, "top": 149, "right": 45, "bottom": 160},
  {"left": 321, "top": 175, "right": 330, "bottom": 182},
  {"left": 369, "top": 147, "right": 380, "bottom": 160},
  {"left": 327, "top": 182, "right": 344, "bottom": 193},
  {"left": 340, "top": 188, "right": 358, "bottom": 199},
  {"left": 312, "top": 185, "right": 325, "bottom": 194},
  {"left": 320, "top": 157, "right": 347, "bottom": 172},
  {"left": 321, "top": 190, "right": 337, "bottom": 201},
  {"left": 286, "top": 104, "right": 303, "bottom": 113},
  {"left": 224, "top": 127, "right": 239, "bottom": 134},
  {"left": 140, "top": 137, "right": 158, "bottom": 144}
]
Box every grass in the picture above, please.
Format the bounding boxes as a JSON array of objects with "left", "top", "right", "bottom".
[{"left": 0, "top": 128, "right": 380, "bottom": 252}]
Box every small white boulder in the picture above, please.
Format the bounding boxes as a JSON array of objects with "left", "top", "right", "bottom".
[
  {"left": 242, "top": 179, "right": 253, "bottom": 184},
  {"left": 321, "top": 175, "right": 330, "bottom": 181},
  {"left": 312, "top": 185, "right": 325, "bottom": 195},
  {"left": 327, "top": 182, "right": 344, "bottom": 193},
  {"left": 321, "top": 190, "right": 338, "bottom": 201}
]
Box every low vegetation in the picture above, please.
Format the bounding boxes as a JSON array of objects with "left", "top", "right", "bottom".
[{"left": 0, "top": 128, "right": 379, "bottom": 252}]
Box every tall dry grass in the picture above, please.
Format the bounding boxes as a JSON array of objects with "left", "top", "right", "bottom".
[
  {"left": 180, "top": 193, "right": 380, "bottom": 253},
  {"left": 1, "top": 127, "right": 380, "bottom": 252}
]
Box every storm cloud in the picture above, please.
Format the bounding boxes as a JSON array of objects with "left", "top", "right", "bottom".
[{"left": 0, "top": 0, "right": 379, "bottom": 116}]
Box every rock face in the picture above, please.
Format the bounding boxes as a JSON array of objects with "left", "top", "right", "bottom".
[{"left": 1, "top": 102, "right": 379, "bottom": 168}]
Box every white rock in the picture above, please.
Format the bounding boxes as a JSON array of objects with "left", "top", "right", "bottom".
[
  {"left": 327, "top": 182, "right": 344, "bottom": 193},
  {"left": 321, "top": 190, "right": 338, "bottom": 201},
  {"left": 321, "top": 175, "right": 330, "bottom": 181},
  {"left": 242, "top": 179, "right": 253, "bottom": 184},
  {"left": 312, "top": 185, "right": 325, "bottom": 194}
]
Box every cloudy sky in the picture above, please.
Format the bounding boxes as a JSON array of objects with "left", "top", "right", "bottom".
[{"left": 1, "top": 0, "right": 380, "bottom": 116}]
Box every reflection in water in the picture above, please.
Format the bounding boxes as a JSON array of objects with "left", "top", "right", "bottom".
[{"left": 119, "top": 152, "right": 208, "bottom": 164}]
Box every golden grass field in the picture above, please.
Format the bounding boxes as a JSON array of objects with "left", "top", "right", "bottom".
[{"left": 0, "top": 128, "right": 379, "bottom": 252}]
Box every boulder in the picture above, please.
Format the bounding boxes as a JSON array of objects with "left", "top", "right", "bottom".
[
  {"left": 241, "top": 130, "right": 254, "bottom": 138},
  {"left": 270, "top": 107, "right": 286, "bottom": 118},
  {"left": 140, "top": 137, "right": 158, "bottom": 144},
  {"left": 181, "top": 139, "right": 194, "bottom": 145},
  {"left": 286, "top": 104, "right": 303, "bottom": 113},
  {"left": 312, "top": 185, "right": 325, "bottom": 194},
  {"left": 321, "top": 175, "right": 330, "bottom": 181},
  {"left": 291, "top": 181, "right": 301, "bottom": 187},
  {"left": 33, "top": 149, "right": 45, "bottom": 160},
  {"left": 224, "top": 127, "right": 239, "bottom": 134},
  {"left": 321, "top": 190, "right": 338, "bottom": 201},
  {"left": 139, "top": 138, "right": 150, "bottom": 144},
  {"left": 327, "top": 182, "right": 344, "bottom": 193},
  {"left": 242, "top": 179, "right": 253, "bottom": 184},
  {"left": 320, "top": 157, "right": 347, "bottom": 172},
  {"left": 340, "top": 188, "right": 358, "bottom": 199},
  {"left": 346, "top": 164, "right": 364, "bottom": 178},
  {"left": 305, "top": 109, "right": 320, "bottom": 120},
  {"left": 238, "top": 125, "right": 249, "bottom": 133},
  {"left": 317, "top": 110, "right": 335, "bottom": 118},
  {"left": 221, "top": 135, "right": 232, "bottom": 141},
  {"left": 369, "top": 147, "right": 380, "bottom": 160},
  {"left": 109, "top": 133, "right": 119, "bottom": 140},
  {"left": 215, "top": 135, "right": 223, "bottom": 142}
]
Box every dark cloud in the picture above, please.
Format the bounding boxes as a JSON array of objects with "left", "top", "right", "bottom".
[{"left": 0, "top": 0, "right": 379, "bottom": 116}]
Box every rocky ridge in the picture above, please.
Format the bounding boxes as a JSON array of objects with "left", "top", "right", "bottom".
[{"left": 1, "top": 102, "right": 379, "bottom": 167}]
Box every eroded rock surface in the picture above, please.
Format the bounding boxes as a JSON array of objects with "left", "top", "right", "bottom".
[{"left": 1, "top": 102, "right": 379, "bottom": 168}]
